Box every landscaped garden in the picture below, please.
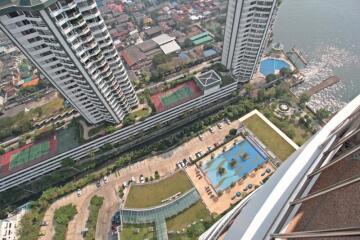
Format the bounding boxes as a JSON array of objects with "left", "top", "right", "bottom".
[
  {"left": 125, "top": 171, "right": 193, "bottom": 208},
  {"left": 53, "top": 204, "right": 77, "bottom": 240},
  {"left": 166, "top": 201, "right": 211, "bottom": 232},
  {"left": 120, "top": 224, "right": 155, "bottom": 240},
  {"left": 243, "top": 114, "right": 296, "bottom": 161}
]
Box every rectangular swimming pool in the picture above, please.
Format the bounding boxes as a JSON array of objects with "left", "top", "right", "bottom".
[{"left": 201, "top": 139, "right": 267, "bottom": 192}]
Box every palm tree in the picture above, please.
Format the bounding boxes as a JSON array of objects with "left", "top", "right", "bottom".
[
  {"left": 223, "top": 146, "right": 227, "bottom": 152},
  {"left": 217, "top": 167, "right": 226, "bottom": 176},
  {"left": 229, "top": 158, "right": 237, "bottom": 168}
]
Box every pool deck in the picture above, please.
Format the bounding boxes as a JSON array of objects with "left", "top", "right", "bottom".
[
  {"left": 186, "top": 135, "right": 275, "bottom": 214},
  {"left": 186, "top": 110, "right": 297, "bottom": 214}
]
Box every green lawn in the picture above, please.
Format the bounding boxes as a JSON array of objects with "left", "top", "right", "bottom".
[
  {"left": 125, "top": 171, "right": 193, "bottom": 208},
  {"left": 166, "top": 201, "right": 211, "bottom": 232},
  {"left": 243, "top": 114, "right": 296, "bottom": 161},
  {"left": 120, "top": 224, "right": 155, "bottom": 240},
  {"left": 130, "top": 108, "right": 151, "bottom": 119}
]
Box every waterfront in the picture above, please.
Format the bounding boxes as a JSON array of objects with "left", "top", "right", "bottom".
[{"left": 273, "top": 0, "right": 360, "bottom": 112}]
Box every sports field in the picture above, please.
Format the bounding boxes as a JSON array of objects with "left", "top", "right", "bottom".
[
  {"left": 0, "top": 124, "right": 80, "bottom": 176},
  {"left": 10, "top": 141, "right": 50, "bottom": 169},
  {"left": 151, "top": 80, "right": 201, "bottom": 112}
]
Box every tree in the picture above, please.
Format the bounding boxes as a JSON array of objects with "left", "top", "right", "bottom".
[
  {"left": 266, "top": 73, "right": 277, "bottom": 83},
  {"left": 299, "top": 93, "right": 310, "bottom": 108},
  {"left": 122, "top": 115, "right": 135, "bottom": 126},
  {"left": 0, "top": 147, "right": 5, "bottom": 155},
  {"left": 152, "top": 53, "right": 169, "bottom": 66},
  {"left": 316, "top": 108, "right": 331, "bottom": 121},
  {"left": 212, "top": 63, "right": 227, "bottom": 72},
  {"left": 229, "top": 158, "right": 237, "bottom": 168},
  {"left": 229, "top": 128, "right": 237, "bottom": 136},
  {"left": 61, "top": 157, "right": 75, "bottom": 167},
  {"left": 244, "top": 83, "right": 253, "bottom": 95},
  {"left": 242, "top": 152, "right": 249, "bottom": 160},
  {"left": 279, "top": 67, "right": 291, "bottom": 77},
  {"left": 183, "top": 38, "right": 193, "bottom": 48},
  {"left": 217, "top": 166, "right": 226, "bottom": 176},
  {"left": 187, "top": 223, "right": 206, "bottom": 237},
  {"left": 154, "top": 171, "right": 160, "bottom": 180}
]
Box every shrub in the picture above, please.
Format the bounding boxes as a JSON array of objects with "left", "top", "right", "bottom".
[{"left": 53, "top": 204, "right": 77, "bottom": 240}]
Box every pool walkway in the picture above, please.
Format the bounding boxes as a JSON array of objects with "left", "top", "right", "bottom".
[{"left": 186, "top": 135, "right": 275, "bottom": 214}]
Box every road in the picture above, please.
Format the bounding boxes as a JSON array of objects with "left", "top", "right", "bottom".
[{"left": 39, "top": 119, "right": 240, "bottom": 240}]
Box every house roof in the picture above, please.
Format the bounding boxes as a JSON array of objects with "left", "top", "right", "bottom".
[
  {"left": 121, "top": 46, "right": 147, "bottom": 67},
  {"left": 152, "top": 34, "right": 176, "bottom": 45},
  {"left": 144, "top": 26, "right": 162, "bottom": 36},
  {"left": 137, "top": 40, "right": 158, "bottom": 52},
  {"left": 160, "top": 41, "right": 181, "bottom": 55}
]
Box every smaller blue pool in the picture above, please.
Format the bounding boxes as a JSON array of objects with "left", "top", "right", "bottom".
[
  {"left": 202, "top": 139, "right": 267, "bottom": 192},
  {"left": 260, "top": 58, "right": 290, "bottom": 76}
]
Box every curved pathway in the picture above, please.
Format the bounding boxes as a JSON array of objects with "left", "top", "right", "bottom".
[{"left": 38, "top": 119, "right": 239, "bottom": 240}]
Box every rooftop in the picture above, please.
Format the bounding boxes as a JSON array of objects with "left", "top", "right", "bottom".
[
  {"left": 195, "top": 70, "right": 221, "bottom": 87},
  {"left": 121, "top": 46, "right": 147, "bottom": 67},
  {"left": 144, "top": 26, "right": 162, "bottom": 36},
  {"left": 160, "top": 41, "right": 181, "bottom": 55},
  {"left": 152, "top": 34, "right": 176, "bottom": 46},
  {"left": 137, "top": 40, "right": 158, "bottom": 52}
]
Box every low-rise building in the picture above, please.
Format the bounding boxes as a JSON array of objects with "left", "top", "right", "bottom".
[
  {"left": 190, "top": 32, "right": 213, "bottom": 46},
  {"left": 195, "top": 70, "right": 222, "bottom": 94},
  {"left": 152, "top": 34, "right": 181, "bottom": 55},
  {"left": 144, "top": 26, "right": 162, "bottom": 39}
]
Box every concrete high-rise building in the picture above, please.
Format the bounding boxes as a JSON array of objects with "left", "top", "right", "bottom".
[
  {"left": 0, "top": 0, "right": 138, "bottom": 124},
  {"left": 221, "top": 0, "right": 279, "bottom": 82}
]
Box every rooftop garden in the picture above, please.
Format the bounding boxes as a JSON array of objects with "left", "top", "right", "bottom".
[{"left": 125, "top": 171, "right": 193, "bottom": 208}]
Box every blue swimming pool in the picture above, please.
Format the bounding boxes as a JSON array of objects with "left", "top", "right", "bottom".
[
  {"left": 260, "top": 58, "right": 290, "bottom": 76},
  {"left": 202, "top": 139, "right": 267, "bottom": 192}
]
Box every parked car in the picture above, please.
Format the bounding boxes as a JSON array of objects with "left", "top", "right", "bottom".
[
  {"left": 198, "top": 135, "right": 203, "bottom": 141},
  {"left": 217, "top": 123, "right": 222, "bottom": 129},
  {"left": 209, "top": 127, "right": 214, "bottom": 133},
  {"left": 122, "top": 182, "right": 128, "bottom": 188},
  {"left": 225, "top": 118, "right": 231, "bottom": 125},
  {"left": 103, "top": 176, "right": 108, "bottom": 184},
  {"left": 208, "top": 146, "right": 213, "bottom": 151},
  {"left": 96, "top": 180, "right": 101, "bottom": 188},
  {"left": 139, "top": 175, "right": 145, "bottom": 183},
  {"left": 76, "top": 189, "right": 82, "bottom": 197}
]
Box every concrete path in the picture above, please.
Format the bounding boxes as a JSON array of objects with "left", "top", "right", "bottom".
[{"left": 39, "top": 119, "right": 240, "bottom": 240}]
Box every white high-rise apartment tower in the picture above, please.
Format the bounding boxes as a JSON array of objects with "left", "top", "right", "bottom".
[
  {"left": 0, "top": 0, "right": 138, "bottom": 124},
  {"left": 221, "top": 0, "right": 279, "bottom": 82}
]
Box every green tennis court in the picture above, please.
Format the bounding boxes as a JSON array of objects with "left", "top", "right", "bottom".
[
  {"left": 161, "top": 86, "right": 193, "bottom": 107},
  {"left": 10, "top": 141, "right": 50, "bottom": 169}
]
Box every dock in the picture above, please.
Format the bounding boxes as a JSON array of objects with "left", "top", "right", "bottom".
[
  {"left": 292, "top": 47, "right": 308, "bottom": 65},
  {"left": 308, "top": 76, "right": 340, "bottom": 95}
]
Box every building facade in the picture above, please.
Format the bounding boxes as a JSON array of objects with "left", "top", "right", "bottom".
[
  {"left": 221, "top": 0, "right": 279, "bottom": 82},
  {"left": 0, "top": 0, "right": 138, "bottom": 124}
]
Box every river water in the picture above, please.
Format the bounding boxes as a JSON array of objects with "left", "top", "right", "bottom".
[{"left": 272, "top": 0, "right": 360, "bottom": 112}]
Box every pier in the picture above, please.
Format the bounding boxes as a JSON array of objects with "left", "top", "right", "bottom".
[
  {"left": 292, "top": 47, "right": 308, "bottom": 65},
  {"left": 308, "top": 76, "right": 340, "bottom": 95}
]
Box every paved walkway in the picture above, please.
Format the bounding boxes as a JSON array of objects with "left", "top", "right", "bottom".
[{"left": 39, "top": 119, "right": 240, "bottom": 240}]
